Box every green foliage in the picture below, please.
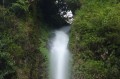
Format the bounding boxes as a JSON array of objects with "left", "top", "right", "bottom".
[
  {"left": 10, "top": 0, "right": 29, "bottom": 18},
  {"left": 65, "top": 0, "right": 81, "bottom": 14},
  {"left": 37, "top": 24, "right": 50, "bottom": 78},
  {"left": 13, "top": 0, "right": 29, "bottom": 12},
  {"left": 80, "top": 60, "right": 107, "bottom": 79},
  {"left": 0, "top": 7, "right": 16, "bottom": 79},
  {"left": 70, "top": 1, "right": 120, "bottom": 79},
  {"left": 0, "top": 4, "right": 50, "bottom": 79},
  {"left": 39, "top": 25, "right": 49, "bottom": 59},
  {"left": 0, "top": 0, "right": 17, "bottom": 7},
  {"left": 0, "top": 51, "right": 16, "bottom": 79}
]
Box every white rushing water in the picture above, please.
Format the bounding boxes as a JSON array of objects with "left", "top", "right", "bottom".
[{"left": 49, "top": 26, "right": 71, "bottom": 79}]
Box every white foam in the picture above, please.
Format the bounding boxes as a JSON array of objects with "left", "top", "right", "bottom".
[{"left": 49, "top": 26, "right": 71, "bottom": 79}]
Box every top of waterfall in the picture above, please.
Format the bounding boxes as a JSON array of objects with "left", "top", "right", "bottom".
[
  {"left": 64, "top": 10, "right": 74, "bottom": 24},
  {"left": 55, "top": 0, "right": 74, "bottom": 24},
  {"left": 60, "top": 10, "right": 74, "bottom": 24},
  {"left": 59, "top": 26, "right": 71, "bottom": 33}
]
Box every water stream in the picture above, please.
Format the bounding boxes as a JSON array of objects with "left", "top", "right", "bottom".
[{"left": 49, "top": 26, "right": 71, "bottom": 79}]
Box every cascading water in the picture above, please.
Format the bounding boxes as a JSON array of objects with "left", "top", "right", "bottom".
[{"left": 49, "top": 26, "right": 71, "bottom": 79}]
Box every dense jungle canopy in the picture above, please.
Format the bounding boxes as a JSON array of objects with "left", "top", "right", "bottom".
[{"left": 0, "top": 0, "right": 120, "bottom": 79}]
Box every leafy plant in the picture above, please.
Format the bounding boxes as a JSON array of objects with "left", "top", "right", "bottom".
[
  {"left": 70, "top": 1, "right": 120, "bottom": 79},
  {"left": 10, "top": 0, "right": 29, "bottom": 17}
]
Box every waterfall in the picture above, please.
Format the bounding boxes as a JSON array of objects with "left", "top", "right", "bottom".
[{"left": 49, "top": 26, "right": 71, "bottom": 79}]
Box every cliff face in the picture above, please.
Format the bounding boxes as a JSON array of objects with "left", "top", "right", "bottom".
[
  {"left": 70, "top": 1, "right": 120, "bottom": 79},
  {"left": 0, "top": 4, "right": 49, "bottom": 79}
]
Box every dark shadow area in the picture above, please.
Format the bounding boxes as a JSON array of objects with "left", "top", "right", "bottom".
[
  {"left": 37, "top": 0, "right": 69, "bottom": 28},
  {"left": 0, "top": 0, "right": 17, "bottom": 7}
]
